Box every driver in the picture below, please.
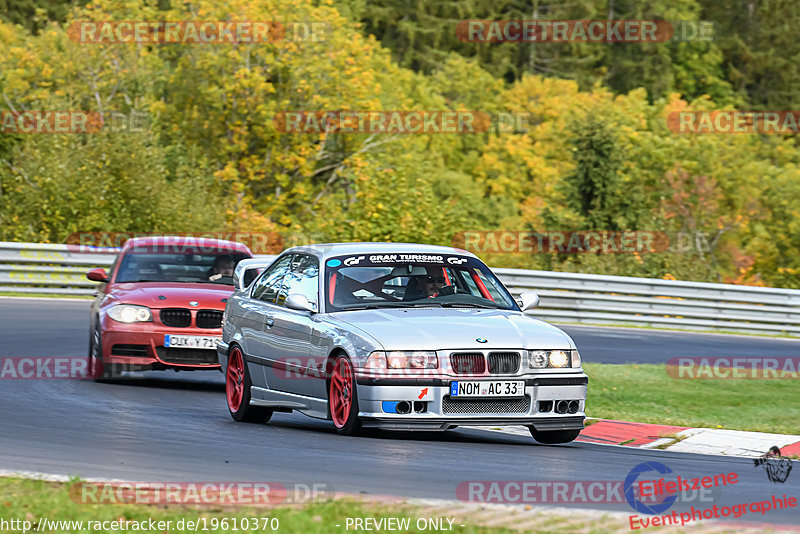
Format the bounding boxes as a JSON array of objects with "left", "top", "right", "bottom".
[
  {"left": 208, "top": 254, "right": 235, "bottom": 282},
  {"left": 420, "top": 268, "right": 448, "bottom": 297}
]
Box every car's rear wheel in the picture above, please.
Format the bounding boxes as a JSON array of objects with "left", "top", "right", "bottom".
[
  {"left": 329, "top": 355, "right": 361, "bottom": 436},
  {"left": 226, "top": 346, "right": 272, "bottom": 423},
  {"left": 528, "top": 427, "right": 581, "bottom": 444}
]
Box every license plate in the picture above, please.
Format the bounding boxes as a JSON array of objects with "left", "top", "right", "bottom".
[
  {"left": 450, "top": 381, "right": 524, "bottom": 397},
  {"left": 164, "top": 335, "right": 220, "bottom": 349}
]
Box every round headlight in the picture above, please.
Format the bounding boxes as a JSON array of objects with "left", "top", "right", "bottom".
[
  {"left": 108, "top": 304, "right": 152, "bottom": 323},
  {"left": 410, "top": 353, "right": 428, "bottom": 368},
  {"left": 120, "top": 307, "right": 138, "bottom": 323},
  {"left": 529, "top": 350, "right": 548, "bottom": 368},
  {"left": 549, "top": 350, "right": 569, "bottom": 368}
]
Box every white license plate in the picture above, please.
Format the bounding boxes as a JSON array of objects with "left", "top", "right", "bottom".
[
  {"left": 164, "top": 335, "right": 220, "bottom": 349},
  {"left": 450, "top": 381, "right": 525, "bottom": 397}
]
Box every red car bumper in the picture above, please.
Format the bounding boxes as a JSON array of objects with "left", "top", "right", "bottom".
[{"left": 101, "top": 318, "right": 221, "bottom": 370}]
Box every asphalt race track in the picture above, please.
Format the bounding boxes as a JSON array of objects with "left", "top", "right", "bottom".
[
  {"left": 6, "top": 298, "right": 800, "bottom": 365},
  {"left": 1, "top": 298, "right": 798, "bottom": 526}
]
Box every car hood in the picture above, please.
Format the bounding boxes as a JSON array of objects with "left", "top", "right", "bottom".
[
  {"left": 332, "top": 308, "right": 573, "bottom": 351},
  {"left": 108, "top": 282, "right": 233, "bottom": 309}
]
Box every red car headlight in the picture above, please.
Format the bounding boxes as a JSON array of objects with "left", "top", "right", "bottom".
[{"left": 107, "top": 304, "right": 153, "bottom": 323}]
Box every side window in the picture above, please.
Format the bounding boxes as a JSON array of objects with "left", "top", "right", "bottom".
[
  {"left": 472, "top": 269, "right": 507, "bottom": 301},
  {"left": 277, "top": 254, "right": 319, "bottom": 308},
  {"left": 251, "top": 254, "right": 293, "bottom": 303},
  {"left": 108, "top": 253, "right": 122, "bottom": 283}
]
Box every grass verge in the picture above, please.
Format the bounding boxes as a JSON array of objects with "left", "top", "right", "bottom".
[
  {"left": 0, "top": 475, "right": 770, "bottom": 533},
  {"left": 583, "top": 363, "right": 799, "bottom": 435},
  {"left": 0, "top": 477, "right": 495, "bottom": 534}
]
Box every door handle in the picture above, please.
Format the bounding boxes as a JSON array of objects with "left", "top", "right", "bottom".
[{"left": 264, "top": 315, "right": 274, "bottom": 327}]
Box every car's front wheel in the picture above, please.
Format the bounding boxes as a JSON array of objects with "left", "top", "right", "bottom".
[
  {"left": 226, "top": 345, "right": 272, "bottom": 423},
  {"left": 329, "top": 355, "right": 362, "bottom": 436},
  {"left": 528, "top": 427, "right": 581, "bottom": 444},
  {"left": 88, "top": 320, "right": 116, "bottom": 381}
]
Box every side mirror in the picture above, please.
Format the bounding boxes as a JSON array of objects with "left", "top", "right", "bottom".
[
  {"left": 518, "top": 291, "right": 540, "bottom": 312},
  {"left": 233, "top": 267, "right": 262, "bottom": 291},
  {"left": 285, "top": 293, "right": 316, "bottom": 313},
  {"left": 233, "top": 257, "right": 276, "bottom": 291},
  {"left": 86, "top": 268, "right": 110, "bottom": 283}
]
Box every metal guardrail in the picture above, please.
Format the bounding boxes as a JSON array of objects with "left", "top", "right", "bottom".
[
  {"left": 0, "top": 242, "right": 119, "bottom": 294},
  {"left": 2, "top": 241, "right": 799, "bottom": 336},
  {"left": 496, "top": 268, "right": 800, "bottom": 336}
]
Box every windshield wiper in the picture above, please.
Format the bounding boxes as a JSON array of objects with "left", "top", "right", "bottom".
[
  {"left": 440, "top": 302, "right": 499, "bottom": 309},
  {"left": 340, "top": 302, "right": 443, "bottom": 311},
  {"left": 340, "top": 303, "right": 398, "bottom": 311}
]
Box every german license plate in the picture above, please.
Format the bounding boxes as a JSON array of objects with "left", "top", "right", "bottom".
[
  {"left": 164, "top": 335, "right": 220, "bottom": 349},
  {"left": 450, "top": 381, "right": 524, "bottom": 397}
]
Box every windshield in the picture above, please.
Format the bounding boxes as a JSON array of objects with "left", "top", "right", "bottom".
[
  {"left": 114, "top": 251, "right": 250, "bottom": 285},
  {"left": 324, "top": 253, "right": 518, "bottom": 312}
]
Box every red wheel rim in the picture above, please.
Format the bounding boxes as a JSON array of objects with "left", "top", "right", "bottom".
[
  {"left": 330, "top": 358, "right": 353, "bottom": 428},
  {"left": 226, "top": 348, "right": 245, "bottom": 412}
]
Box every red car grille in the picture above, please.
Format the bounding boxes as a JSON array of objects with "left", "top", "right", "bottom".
[
  {"left": 196, "top": 310, "right": 223, "bottom": 329},
  {"left": 160, "top": 308, "right": 191, "bottom": 327}
]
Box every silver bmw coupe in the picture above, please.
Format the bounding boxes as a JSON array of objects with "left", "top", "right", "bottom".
[{"left": 218, "top": 243, "right": 588, "bottom": 444}]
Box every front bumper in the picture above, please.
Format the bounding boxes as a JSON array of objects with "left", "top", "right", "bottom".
[
  {"left": 355, "top": 373, "right": 587, "bottom": 431},
  {"left": 102, "top": 321, "right": 221, "bottom": 370}
]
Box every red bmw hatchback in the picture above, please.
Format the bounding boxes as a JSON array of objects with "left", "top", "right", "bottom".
[{"left": 86, "top": 236, "right": 252, "bottom": 379}]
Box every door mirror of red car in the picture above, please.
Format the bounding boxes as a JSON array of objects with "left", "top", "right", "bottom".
[{"left": 86, "top": 268, "right": 110, "bottom": 283}]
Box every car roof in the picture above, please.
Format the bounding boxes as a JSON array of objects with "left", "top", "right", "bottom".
[
  {"left": 121, "top": 236, "right": 252, "bottom": 254},
  {"left": 281, "top": 242, "right": 477, "bottom": 259}
]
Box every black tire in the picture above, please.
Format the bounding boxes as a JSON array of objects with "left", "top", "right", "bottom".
[
  {"left": 88, "top": 320, "right": 117, "bottom": 381},
  {"left": 329, "top": 355, "right": 362, "bottom": 436},
  {"left": 528, "top": 427, "right": 581, "bottom": 444},
  {"left": 226, "top": 345, "right": 273, "bottom": 423}
]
